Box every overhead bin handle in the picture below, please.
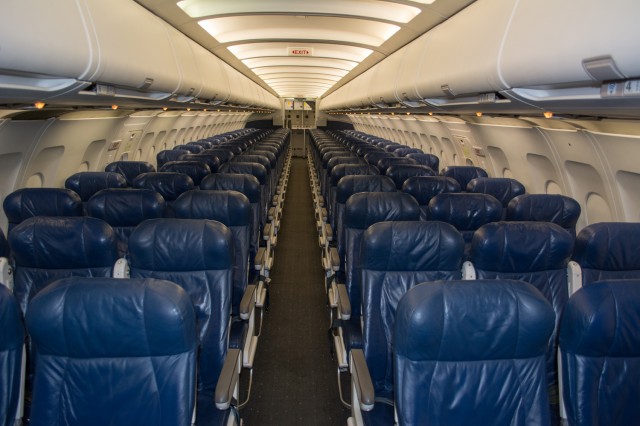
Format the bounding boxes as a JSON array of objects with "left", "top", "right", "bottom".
[{"left": 582, "top": 55, "right": 625, "bottom": 81}]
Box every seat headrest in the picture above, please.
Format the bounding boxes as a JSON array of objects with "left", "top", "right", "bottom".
[
  {"left": 0, "top": 285, "right": 24, "bottom": 351},
  {"left": 26, "top": 277, "right": 195, "bottom": 357},
  {"left": 466, "top": 177, "right": 526, "bottom": 207},
  {"left": 396, "top": 279, "right": 555, "bottom": 361},
  {"left": 393, "top": 147, "right": 423, "bottom": 157},
  {"left": 471, "top": 222, "right": 574, "bottom": 272},
  {"left": 9, "top": 217, "right": 118, "bottom": 268},
  {"left": 65, "top": 172, "right": 128, "bottom": 201},
  {"left": 330, "top": 164, "right": 379, "bottom": 186},
  {"left": 219, "top": 162, "right": 267, "bottom": 184},
  {"left": 406, "top": 153, "right": 439, "bottom": 170},
  {"left": 442, "top": 166, "right": 489, "bottom": 188},
  {"left": 345, "top": 192, "right": 420, "bottom": 229},
  {"left": 401, "top": 176, "right": 461, "bottom": 205},
  {"left": 250, "top": 150, "right": 277, "bottom": 167},
  {"left": 128, "top": 218, "right": 233, "bottom": 271},
  {"left": 159, "top": 161, "right": 211, "bottom": 185},
  {"left": 386, "top": 164, "right": 436, "bottom": 189},
  {"left": 174, "top": 144, "right": 204, "bottom": 154},
  {"left": 86, "top": 189, "right": 165, "bottom": 226},
  {"left": 336, "top": 175, "right": 397, "bottom": 204},
  {"left": 190, "top": 140, "right": 214, "bottom": 149},
  {"left": 506, "top": 194, "right": 581, "bottom": 232},
  {"left": 199, "top": 173, "right": 261, "bottom": 203},
  {"left": 173, "top": 190, "right": 250, "bottom": 226},
  {"left": 428, "top": 193, "right": 502, "bottom": 230},
  {"left": 217, "top": 143, "right": 243, "bottom": 155},
  {"left": 560, "top": 279, "right": 640, "bottom": 357},
  {"left": 234, "top": 155, "right": 271, "bottom": 170},
  {"left": 327, "top": 156, "right": 363, "bottom": 173},
  {"left": 572, "top": 222, "right": 640, "bottom": 271},
  {"left": 362, "top": 221, "right": 464, "bottom": 271},
  {"left": 104, "top": 161, "right": 155, "bottom": 185},
  {"left": 376, "top": 157, "right": 418, "bottom": 174},
  {"left": 3, "top": 188, "right": 83, "bottom": 226},
  {"left": 201, "top": 149, "right": 234, "bottom": 163},
  {"left": 179, "top": 154, "right": 220, "bottom": 173},
  {"left": 131, "top": 172, "right": 194, "bottom": 201},
  {"left": 156, "top": 149, "right": 190, "bottom": 167},
  {"left": 363, "top": 152, "right": 395, "bottom": 166}
]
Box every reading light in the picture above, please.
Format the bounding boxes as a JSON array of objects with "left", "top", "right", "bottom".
[
  {"left": 428, "top": 112, "right": 433, "bottom": 116},
  {"left": 111, "top": 105, "right": 118, "bottom": 110},
  {"left": 544, "top": 111, "right": 554, "bottom": 118},
  {"left": 476, "top": 112, "right": 483, "bottom": 117},
  {"left": 34, "top": 102, "right": 46, "bottom": 110},
  {"left": 162, "top": 107, "right": 168, "bottom": 111},
  {"left": 187, "top": 108, "right": 191, "bottom": 111}
]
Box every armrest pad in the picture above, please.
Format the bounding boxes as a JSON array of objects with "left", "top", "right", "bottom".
[
  {"left": 113, "top": 258, "right": 130, "bottom": 279},
  {"left": 263, "top": 223, "right": 272, "bottom": 240},
  {"left": 317, "top": 196, "right": 325, "bottom": 207},
  {"left": 329, "top": 248, "right": 340, "bottom": 272},
  {"left": 240, "top": 284, "right": 256, "bottom": 320},
  {"left": 337, "top": 283, "right": 351, "bottom": 320},
  {"left": 321, "top": 207, "right": 328, "bottom": 223},
  {"left": 351, "top": 349, "right": 375, "bottom": 411},
  {"left": 268, "top": 207, "right": 276, "bottom": 221},
  {"left": 0, "top": 257, "right": 13, "bottom": 291},
  {"left": 324, "top": 223, "right": 333, "bottom": 242},
  {"left": 215, "top": 348, "right": 241, "bottom": 410},
  {"left": 255, "top": 248, "right": 266, "bottom": 270}
]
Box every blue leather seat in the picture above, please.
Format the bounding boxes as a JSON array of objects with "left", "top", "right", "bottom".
[
  {"left": 86, "top": 188, "right": 165, "bottom": 257},
  {"left": 26, "top": 277, "right": 198, "bottom": 426},
  {"left": 393, "top": 280, "right": 554, "bottom": 426},
  {"left": 104, "top": 160, "right": 155, "bottom": 185},
  {"left": 64, "top": 171, "right": 128, "bottom": 210},
  {"left": 174, "top": 143, "right": 204, "bottom": 154},
  {"left": 386, "top": 164, "right": 436, "bottom": 189},
  {"left": 233, "top": 154, "right": 275, "bottom": 201},
  {"left": 470, "top": 221, "right": 574, "bottom": 419},
  {"left": 156, "top": 149, "right": 190, "bottom": 168},
  {"left": 201, "top": 148, "right": 235, "bottom": 164},
  {"left": 507, "top": 194, "right": 581, "bottom": 237},
  {"left": 328, "top": 164, "right": 379, "bottom": 228},
  {"left": 160, "top": 161, "right": 211, "bottom": 186},
  {"left": 180, "top": 154, "right": 221, "bottom": 173},
  {"left": 363, "top": 152, "right": 395, "bottom": 168},
  {"left": 189, "top": 140, "right": 214, "bottom": 150},
  {"left": 0, "top": 229, "right": 8, "bottom": 258},
  {"left": 572, "top": 222, "right": 640, "bottom": 284},
  {"left": 9, "top": 216, "right": 119, "bottom": 314},
  {"left": 376, "top": 157, "right": 417, "bottom": 175},
  {"left": 406, "top": 153, "right": 439, "bottom": 171},
  {"left": 127, "top": 219, "right": 234, "bottom": 397},
  {"left": 131, "top": 172, "right": 194, "bottom": 217},
  {"left": 467, "top": 177, "right": 526, "bottom": 219},
  {"left": 559, "top": 279, "right": 640, "bottom": 426},
  {"left": 392, "top": 147, "right": 423, "bottom": 157},
  {"left": 0, "top": 285, "right": 24, "bottom": 426},
  {"left": 219, "top": 162, "right": 269, "bottom": 227},
  {"left": 401, "top": 176, "right": 461, "bottom": 220},
  {"left": 442, "top": 165, "right": 488, "bottom": 190},
  {"left": 3, "top": 188, "right": 83, "bottom": 232},
  {"left": 428, "top": 193, "right": 503, "bottom": 258},
  {"left": 325, "top": 156, "right": 364, "bottom": 198}
]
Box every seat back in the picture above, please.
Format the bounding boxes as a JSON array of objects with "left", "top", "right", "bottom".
[
  {"left": 9, "top": 216, "right": 119, "bottom": 314},
  {"left": 156, "top": 149, "right": 190, "bottom": 168},
  {"left": 406, "top": 153, "right": 439, "bottom": 170},
  {"left": 86, "top": 189, "right": 165, "bottom": 257},
  {"left": 173, "top": 190, "right": 251, "bottom": 316},
  {"left": 201, "top": 148, "right": 235, "bottom": 164},
  {"left": 159, "top": 161, "right": 211, "bottom": 186},
  {"left": 392, "top": 147, "right": 422, "bottom": 157},
  {"left": 559, "top": 279, "right": 640, "bottom": 426},
  {"left": 507, "top": 194, "right": 581, "bottom": 237},
  {"left": 395, "top": 280, "right": 554, "bottom": 425},
  {"left": 131, "top": 172, "right": 194, "bottom": 216},
  {"left": 360, "top": 221, "right": 464, "bottom": 397},
  {"left": 386, "top": 164, "right": 435, "bottom": 189},
  {"left": 26, "top": 277, "right": 196, "bottom": 426},
  {"left": 0, "top": 285, "right": 24, "bottom": 426},
  {"left": 179, "top": 154, "right": 221, "bottom": 173},
  {"left": 0, "top": 228, "right": 8, "bottom": 258},
  {"left": 3, "top": 188, "right": 83, "bottom": 232},
  {"left": 470, "top": 221, "right": 574, "bottom": 407},
  {"left": 127, "top": 218, "right": 233, "bottom": 393},
  {"left": 442, "top": 166, "right": 489, "bottom": 189},
  {"left": 328, "top": 164, "right": 379, "bottom": 228},
  {"left": 572, "top": 222, "right": 640, "bottom": 284},
  {"left": 219, "top": 162, "right": 268, "bottom": 226},
  {"left": 65, "top": 171, "right": 128, "bottom": 203},
  {"left": 466, "top": 177, "right": 526, "bottom": 211},
  {"left": 174, "top": 144, "right": 204, "bottom": 154},
  {"left": 376, "top": 157, "right": 417, "bottom": 175},
  {"left": 104, "top": 161, "right": 155, "bottom": 185},
  {"left": 401, "top": 176, "right": 461, "bottom": 220},
  {"left": 344, "top": 192, "right": 420, "bottom": 316},
  {"left": 363, "top": 152, "right": 395, "bottom": 168}
]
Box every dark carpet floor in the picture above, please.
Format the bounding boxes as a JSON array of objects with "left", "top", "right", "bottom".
[{"left": 241, "top": 157, "right": 350, "bottom": 425}]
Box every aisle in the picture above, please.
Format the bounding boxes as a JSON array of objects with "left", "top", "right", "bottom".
[{"left": 242, "top": 157, "right": 350, "bottom": 425}]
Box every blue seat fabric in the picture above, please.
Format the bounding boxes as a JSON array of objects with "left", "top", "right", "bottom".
[
  {"left": 104, "top": 161, "right": 155, "bottom": 185},
  {"left": 0, "top": 285, "right": 24, "bottom": 426},
  {"left": 507, "top": 194, "right": 581, "bottom": 238},
  {"left": 3, "top": 188, "right": 83, "bottom": 232}
]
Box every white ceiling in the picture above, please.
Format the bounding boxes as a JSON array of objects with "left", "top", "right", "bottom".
[{"left": 135, "top": 0, "right": 475, "bottom": 99}]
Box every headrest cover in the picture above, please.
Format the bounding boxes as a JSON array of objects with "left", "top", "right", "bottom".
[
  {"left": 0, "top": 285, "right": 24, "bottom": 351},
  {"left": 466, "top": 177, "right": 526, "bottom": 207},
  {"left": 336, "top": 175, "right": 396, "bottom": 204},
  {"left": 507, "top": 194, "right": 581, "bottom": 230},
  {"left": 402, "top": 176, "right": 461, "bottom": 205},
  {"left": 64, "top": 172, "right": 128, "bottom": 201},
  {"left": 250, "top": 150, "right": 277, "bottom": 166},
  {"left": 219, "top": 162, "right": 267, "bottom": 184},
  {"left": 572, "top": 222, "right": 640, "bottom": 271},
  {"left": 156, "top": 149, "right": 190, "bottom": 167},
  {"left": 386, "top": 164, "right": 436, "bottom": 188},
  {"left": 442, "top": 166, "right": 489, "bottom": 188},
  {"left": 128, "top": 218, "right": 233, "bottom": 271},
  {"left": 200, "top": 173, "right": 261, "bottom": 203},
  {"left": 86, "top": 189, "right": 165, "bottom": 226},
  {"left": 560, "top": 279, "right": 640, "bottom": 357},
  {"left": 173, "top": 190, "right": 250, "bottom": 226},
  {"left": 330, "top": 164, "right": 379, "bottom": 185},
  {"left": 406, "top": 153, "right": 440, "bottom": 170},
  {"left": 26, "top": 277, "right": 195, "bottom": 357},
  {"left": 362, "top": 221, "right": 464, "bottom": 271},
  {"left": 376, "top": 157, "right": 417, "bottom": 174},
  {"left": 188, "top": 141, "right": 213, "bottom": 149},
  {"left": 322, "top": 151, "right": 351, "bottom": 166},
  {"left": 428, "top": 193, "right": 502, "bottom": 230},
  {"left": 159, "top": 161, "right": 211, "bottom": 185},
  {"left": 363, "top": 152, "right": 395, "bottom": 166},
  {"left": 132, "top": 172, "right": 194, "bottom": 201},
  {"left": 393, "top": 147, "right": 423, "bottom": 157},
  {"left": 234, "top": 155, "right": 271, "bottom": 170},
  {"left": 345, "top": 192, "right": 420, "bottom": 229},
  {"left": 174, "top": 144, "right": 204, "bottom": 154},
  {"left": 179, "top": 154, "right": 220, "bottom": 173},
  {"left": 327, "top": 156, "right": 363, "bottom": 173},
  {"left": 471, "top": 222, "right": 574, "bottom": 272},
  {"left": 4, "top": 188, "right": 83, "bottom": 224},
  {"left": 104, "top": 161, "right": 155, "bottom": 185},
  {"left": 201, "top": 149, "right": 234, "bottom": 163},
  {"left": 396, "top": 280, "right": 555, "bottom": 361},
  {"left": 9, "top": 216, "right": 118, "bottom": 268}
]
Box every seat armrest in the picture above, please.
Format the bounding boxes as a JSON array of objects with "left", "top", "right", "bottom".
[
  {"left": 351, "top": 349, "right": 375, "bottom": 412},
  {"left": 240, "top": 285, "right": 256, "bottom": 320},
  {"left": 336, "top": 283, "right": 351, "bottom": 320},
  {"left": 268, "top": 206, "right": 276, "bottom": 221},
  {"left": 263, "top": 223, "right": 272, "bottom": 241},
  {"left": 0, "top": 257, "right": 14, "bottom": 291},
  {"left": 462, "top": 261, "right": 476, "bottom": 280},
  {"left": 321, "top": 207, "right": 328, "bottom": 223},
  {"left": 255, "top": 248, "right": 266, "bottom": 270},
  {"left": 567, "top": 261, "right": 582, "bottom": 295},
  {"left": 215, "top": 348, "right": 242, "bottom": 410},
  {"left": 324, "top": 223, "right": 334, "bottom": 242},
  {"left": 113, "top": 258, "right": 130, "bottom": 279},
  {"left": 329, "top": 248, "right": 340, "bottom": 272}
]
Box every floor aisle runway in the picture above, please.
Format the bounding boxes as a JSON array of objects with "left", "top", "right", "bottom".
[{"left": 242, "top": 157, "right": 350, "bottom": 425}]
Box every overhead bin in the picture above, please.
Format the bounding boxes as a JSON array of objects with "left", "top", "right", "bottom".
[
  {"left": 395, "top": 33, "right": 430, "bottom": 107},
  {"left": 192, "top": 45, "right": 230, "bottom": 105},
  {"left": 166, "top": 26, "right": 202, "bottom": 102}
]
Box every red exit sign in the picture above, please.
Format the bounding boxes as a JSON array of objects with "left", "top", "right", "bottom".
[{"left": 288, "top": 47, "right": 313, "bottom": 56}]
